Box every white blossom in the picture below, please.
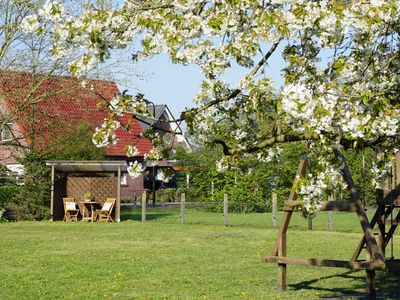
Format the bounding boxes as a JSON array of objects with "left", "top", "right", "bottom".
[
  {"left": 157, "top": 170, "right": 171, "bottom": 182},
  {"left": 125, "top": 145, "right": 139, "bottom": 157},
  {"left": 299, "top": 165, "right": 347, "bottom": 215},
  {"left": 127, "top": 161, "right": 145, "bottom": 178}
]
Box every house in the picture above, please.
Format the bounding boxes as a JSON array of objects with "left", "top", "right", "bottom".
[
  {"left": 0, "top": 71, "right": 153, "bottom": 199},
  {"left": 136, "top": 104, "right": 192, "bottom": 194},
  {"left": 137, "top": 104, "right": 191, "bottom": 152}
]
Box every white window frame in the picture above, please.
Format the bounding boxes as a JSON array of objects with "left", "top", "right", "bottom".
[
  {"left": 120, "top": 173, "right": 128, "bottom": 185},
  {"left": 1, "top": 123, "right": 13, "bottom": 142}
]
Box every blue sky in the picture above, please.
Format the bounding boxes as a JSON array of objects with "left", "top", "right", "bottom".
[
  {"left": 126, "top": 55, "right": 202, "bottom": 117},
  {"left": 116, "top": 43, "right": 288, "bottom": 118}
]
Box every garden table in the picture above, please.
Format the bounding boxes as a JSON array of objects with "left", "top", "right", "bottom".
[{"left": 80, "top": 201, "right": 97, "bottom": 222}]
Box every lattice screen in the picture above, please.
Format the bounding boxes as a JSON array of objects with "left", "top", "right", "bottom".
[{"left": 53, "top": 175, "right": 117, "bottom": 220}]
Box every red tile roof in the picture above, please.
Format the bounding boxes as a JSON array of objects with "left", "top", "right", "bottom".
[{"left": 0, "top": 72, "right": 153, "bottom": 156}]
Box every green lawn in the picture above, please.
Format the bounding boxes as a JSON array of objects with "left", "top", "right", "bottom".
[
  {"left": 1, "top": 208, "right": 399, "bottom": 299},
  {"left": 121, "top": 206, "right": 377, "bottom": 232}
]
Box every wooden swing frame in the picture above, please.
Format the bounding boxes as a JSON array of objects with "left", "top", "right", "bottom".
[{"left": 263, "top": 148, "right": 400, "bottom": 298}]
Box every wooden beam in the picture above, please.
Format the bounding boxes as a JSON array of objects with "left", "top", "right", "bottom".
[
  {"left": 352, "top": 202, "right": 395, "bottom": 261},
  {"left": 285, "top": 200, "right": 359, "bottom": 212},
  {"left": 273, "top": 159, "right": 308, "bottom": 292},
  {"left": 377, "top": 204, "right": 386, "bottom": 259},
  {"left": 50, "top": 165, "right": 55, "bottom": 221},
  {"left": 273, "top": 159, "right": 308, "bottom": 256},
  {"left": 262, "top": 256, "right": 384, "bottom": 270},
  {"left": 378, "top": 184, "right": 400, "bottom": 205},
  {"left": 116, "top": 165, "right": 121, "bottom": 223},
  {"left": 278, "top": 230, "right": 287, "bottom": 291},
  {"left": 384, "top": 211, "right": 400, "bottom": 247},
  {"left": 334, "top": 149, "right": 385, "bottom": 268},
  {"left": 396, "top": 152, "right": 400, "bottom": 186},
  {"left": 366, "top": 270, "right": 376, "bottom": 299},
  {"left": 320, "top": 201, "right": 358, "bottom": 212},
  {"left": 382, "top": 219, "right": 400, "bottom": 225},
  {"left": 46, "top": 160, "right": 126, "bottom": 166}
]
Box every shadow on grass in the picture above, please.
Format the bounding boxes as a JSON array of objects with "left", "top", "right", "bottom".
[
  {"left": 288, "top": 270, "right": 400, "bottom": 299},
  {"left": 120, "top": 207, "right": 176, "bottom": 222}
]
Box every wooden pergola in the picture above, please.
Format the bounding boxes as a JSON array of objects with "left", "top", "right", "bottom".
[{"left": 46, "top": 160, "right": 127, "bottom": 222}]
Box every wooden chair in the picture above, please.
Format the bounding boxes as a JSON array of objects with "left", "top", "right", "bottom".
[
  {"left": 63, "top": 197, "right": 79, "bottom": 222},
  {"left": 96, "top": 198, "right": 116, "bottom": 222}
]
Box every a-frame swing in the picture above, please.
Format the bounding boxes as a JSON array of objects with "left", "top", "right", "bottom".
[{"left": 263, "top": 148, "right": 399, "bottom": 298}]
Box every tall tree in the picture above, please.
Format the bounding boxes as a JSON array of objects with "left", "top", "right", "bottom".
[{"left": 23, "top": 0, "right": 400, "bottom": 213}]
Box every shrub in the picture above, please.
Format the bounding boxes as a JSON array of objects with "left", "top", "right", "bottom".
[
  {"left": 3, "top": 201, "right": 50, "bottom": 221},
  {"left": 0, "top": 186, "right": 22, "bottom": 209},
  {"left": 175, "top": 188, "right": 187, "bottom": 201},
  {"left": 121, "top": 197, "right": 135, "bottom": 204},
  {"left": 0, "top": 208, "right": 6, "bottom": 223},
  {"left": 155, "top": 188, "right": 177, "bottom": 203},
  {"left": 162, "top": 188, "right": 177, "bottom": 202}
]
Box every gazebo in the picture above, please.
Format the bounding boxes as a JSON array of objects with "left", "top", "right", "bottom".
[{"left": 46, "top": 160, "right": 127, "bottom": 222}]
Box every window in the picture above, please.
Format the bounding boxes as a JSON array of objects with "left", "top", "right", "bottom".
[
  {"left": 6, "top": 164, "right": 24, "bottom": 176},
  {"left": 120, "top": 173, "right": 128, "bottom": 185},
  {"left": 6, "top": 164, "right": 24, "bottom": 185},
  {"left": 1, "top": 123, "right": 12, "bottom": 141}
]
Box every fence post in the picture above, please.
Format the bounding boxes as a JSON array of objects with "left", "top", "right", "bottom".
[
  {"left": 142, "top": 191, "right": 146, "bottom": 222},
  {"left": 307, "top": 215, "right": 312, "bottom": 230},
  {"left": 211, "top": 180, "right": 214, "bottom": 201},
  {"left": 180, "top": 193, "right": 185, "bottom": 224},
  {"left": 224, "top": 193, "right": 228, "bottom": 226},
  {"left": 272, "top": 192, "right": 277, "bottom": 228},
  {"left": 328, "top": 195, "right": 333, "bottom": 231}
]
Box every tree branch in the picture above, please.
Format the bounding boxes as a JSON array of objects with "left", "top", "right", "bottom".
[{"left": 179, "top": 40, "right": 282, "bottom": 122}]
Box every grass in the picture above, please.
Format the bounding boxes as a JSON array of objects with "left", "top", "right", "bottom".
[
  {"left": 1, "top": 208, "right": 399, "bottom": 299},
  {"left": 121, "top": 206, "right": 376, "bottom": 232}
]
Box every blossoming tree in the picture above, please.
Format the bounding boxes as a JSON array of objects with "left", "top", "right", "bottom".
[{"left": 21, "top": 0, "right": 400, "bottom": 214}]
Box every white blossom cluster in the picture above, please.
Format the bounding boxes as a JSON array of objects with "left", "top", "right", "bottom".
[
  {"left": 92, "top": 119, "right": 120, "bottom": 148},
  {"left": 127, "top": 161, "right": 145, "bottom": 178},
  {"left": 216, "top": 157, "right": 230, "bottom": 173},
  {"left": 370, "top": 151, "right": 396, "bottom": 189},
  {"left": 125, "top": 146, "right": 165, "bottom": 179},
  {"left": 109, "top": 94, "right": 149, "bottom": 117},
  {"left": 156, "top": 169, "right": 171, "bottom": 183},
  {"left": 299, "top": 164, "right": 347, "bottom": 215},
  {"left": 257, "top": 147, "right": 283, "bottom": 163},
  {"left": 125, "top": 145, "right": 139, "bottom": 157},
  {"left": 144, "top": 148, "right": 163, "bottom": 167},
  {"left": 282, "top": 83, "right": 400, "bottom": 142}
]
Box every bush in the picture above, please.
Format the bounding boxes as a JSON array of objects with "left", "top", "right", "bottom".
[
  {"left": 175, "top": 188, "right": 187, "bottom": 201},
  {"left": 0, "top": 186, "right": 22, "bottom": 209},
  {"left": 0, "top": 208, "right": 6, "bottom": 223},
  {"left": 155, "top": 188, "right": 182, "bottom": 203},
  {"left": 163, "top": 188, "right": 177, "bottom": 202},
  {"left": 3, "top": 201, "right": 50, "bottom": 221},
  {"left": 121, "top": 197, "right": 135, "bottom": 204}
]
